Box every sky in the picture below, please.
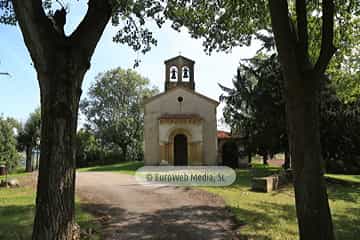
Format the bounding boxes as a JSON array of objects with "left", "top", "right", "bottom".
[{"left": 0, "top": 1, "right": 261, "bottom": 130}]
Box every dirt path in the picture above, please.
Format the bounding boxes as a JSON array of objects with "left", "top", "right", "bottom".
[{"left": 76, "top": 172, "right": 238, "bottom": 240}]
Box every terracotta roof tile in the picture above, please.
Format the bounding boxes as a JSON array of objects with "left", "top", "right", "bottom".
[{"left": 217, "top": 130, "right": 231, "bottom": 139}]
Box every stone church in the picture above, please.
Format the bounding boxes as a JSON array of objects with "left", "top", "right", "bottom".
[{"left": 144, "top": 55, "right": 219, "bottom": 166}]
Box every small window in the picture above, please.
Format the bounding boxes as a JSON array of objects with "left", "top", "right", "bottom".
[{"left": 177, "top": 96, "right": 183, "bottom": 102}]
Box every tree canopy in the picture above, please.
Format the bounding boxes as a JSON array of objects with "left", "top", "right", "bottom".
[
  {"left": 80, "top": 67, "right": 158, "bottom": 162},
  {"left": 0, "top": 115, "right": 20, "bottom": 171},
  {"left": 220, "top": 53, "right": 287, "bottom": 163},
  {"left": 17, "top": 108, "right": 41, "bottom": 172},
  {"left": 222, "top": 52, "right": 360, "bottom": 173}
]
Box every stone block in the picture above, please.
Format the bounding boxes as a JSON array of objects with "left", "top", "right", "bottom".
[
  {"left": 251, "top": 176, "right": 280, "bottom": 192},
  {"left": 238, "top": 157, "right": 249, "bottom": 169}
]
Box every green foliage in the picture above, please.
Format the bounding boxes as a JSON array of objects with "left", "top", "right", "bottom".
[
  {"left": 80, "top": 68, "right": 158, "bottom": 163},
  {"left": 165, "top": 0, "right": 269, "bottom": 53},
  {"left": 75, "top": 129, "right": 102, "bottom": 168},
  {"left": 111, "top": 0, "right": 166, "bottom": 59},
  {"left": 17, "top": 108, "right": 41, "bottom": 151},
  {"left": 0, "top": 115, "right": 20, "bottom": 171},
  {"left": 220, "top": 53, "right": 287, "bottom": 158},
  {"left": 222, "top": 52, "right": 360, "bottom": 173},
  {"left": 164, "top": 1, "right": 360, "bottom": 102},
  {"left": 305, "top": 1, "right": 360, "bottom": 102},
  {"left": 320, "top": 83, "right": 360, "bottom": 173}
]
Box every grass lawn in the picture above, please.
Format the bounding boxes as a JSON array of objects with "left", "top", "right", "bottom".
[
  {"left": 325, "top": 174, "right": 360, "bottom": 184},
  {"left": 80, "top": 161, "right": 360, "bottom": 239},
  {"left": 78, "top": 161, "right": 144, "bottom": 175},
  {"left": 203, "top": 166, "right": 360, "bottom": 240},
  {"left": 0, "top": 170, "right": 28, "bottom": 181},
  {"left": 0, "top": 174, "right": 101, "bottom": 240}
]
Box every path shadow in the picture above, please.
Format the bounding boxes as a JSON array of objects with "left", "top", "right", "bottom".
[
  {"left": 332, "top": 207, "right": 360, "bottom": 239},
  {"left": 229, "top": 201, "right": 297, "bottom": 239},
  {"left": 81, "top": 203, "right": 239, "bottom": 240},
  {"left": 327, "top": 183, "right": 360, "bottom": 203}
]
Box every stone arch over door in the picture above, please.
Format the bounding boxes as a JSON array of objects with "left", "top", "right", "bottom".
[{"left": 168, "top": 128, "right": 192, "bottom": 165}]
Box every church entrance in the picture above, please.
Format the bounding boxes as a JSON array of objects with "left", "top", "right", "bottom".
[{"left": 174, "top": 134, "right": 188, "bottom": 165}]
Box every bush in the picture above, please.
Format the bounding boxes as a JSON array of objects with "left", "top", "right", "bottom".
[{"left": 0, "top": 117, "right": 20, "bottom": 172}]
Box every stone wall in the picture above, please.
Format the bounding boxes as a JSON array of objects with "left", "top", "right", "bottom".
[{"left": 144, "top": 87, "right": 218, "bottom": 165}]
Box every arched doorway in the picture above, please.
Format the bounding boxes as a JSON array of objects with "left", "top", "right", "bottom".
[{"left": 174, "top": 134, "right": 188, "bottom": 165}]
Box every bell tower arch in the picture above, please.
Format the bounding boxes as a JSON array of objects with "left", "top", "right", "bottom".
[{"left": 164, "top": 55, "right": 195, "bottom": 91}]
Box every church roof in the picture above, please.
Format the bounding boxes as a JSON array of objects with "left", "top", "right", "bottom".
[
  {"left": 164, "top": 55, "right": 195, "bottom": 64},
  {"left": 158, "top": 114, "right": 203, "bottom": 120},
  {"left": 217, "top": 131, "right": 231, "bottom": 139},
  {"left": 143, "top": 85, "right": 219, "bottom": 106}
]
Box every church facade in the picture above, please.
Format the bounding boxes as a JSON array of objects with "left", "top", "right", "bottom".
[{"left": 143, "top": 55, "right": 219, "bottom": 166}]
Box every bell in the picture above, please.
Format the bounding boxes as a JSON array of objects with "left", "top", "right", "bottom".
[
  {"left": 183, "top": 68, "right": 189, "bottom": 78},
  {"left": 171, "top": 69, "right": 177, "bottom": 80}
]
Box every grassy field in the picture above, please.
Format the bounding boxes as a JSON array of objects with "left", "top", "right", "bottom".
[
  {"left": 80, "top": 161, "right": 360, "bottom": 239},
  {"left": 3, "top": 162, "right": 358, "bottom": 239},
  {"left": 203, "top": 167, "right": 360, "bottom": 240},
  {"left": 79, "top": 161, "right": 144, "bottom": 175},
  {"left": 0, "top": 171, "right": 28, "bottom": 180},
  {"left": 0, "top": 174, "right": 101, "bottom": 240},
  {"left": 325, "top": 174, "right": 360, "bottom": 184}
]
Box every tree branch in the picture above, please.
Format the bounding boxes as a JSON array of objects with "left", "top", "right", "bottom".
[
  {"left": 295, "top": 0, "right": 309, "bottom": 64},
  {"left": 268, "top": 0, "right": 300, "bottom": 80},
  {"left": 314, "top": 0, "right": 337, "bottom": 75},
  {"left": 70, "top": 0, "right": 113, "bottom": 63},
  {"left": 11, "top": 0, "right": 56, "bottom": 71}
]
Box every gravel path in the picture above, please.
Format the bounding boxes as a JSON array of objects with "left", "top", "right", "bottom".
[{"left": 76, "top": 172, "right": 238, "bottom": 240}]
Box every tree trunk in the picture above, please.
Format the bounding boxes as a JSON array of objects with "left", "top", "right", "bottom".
[
  {"left": 25, "top": 145, "right": 33, "bottom": 172},
  {"left": 247, "top": 152, "right": 252, "bottom": 163},
  {"left": 10, "top": 1, "right": 112, "bottom": 239},
  {"left": 32, "top": 55, "right": 86, "bottom": 240},
  {"left": 283, "top": 150, "right": 291, "bottom": 169},
  {"left": 287, "top": 73, "right": 334, "bottom": 240},
  {"left": 268, "top": 1, "right": 335, "bottom": 238},
  {"left": 35, "top": 149, "right": 40, "bottom": 170},
  {"left": 122, "top": 145, "right": 127, "bottom": 162},
  {"left": 262, "top": 153, "right": 268, "bottom": 165}
]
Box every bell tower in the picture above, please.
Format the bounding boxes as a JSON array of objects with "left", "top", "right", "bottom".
[{"left": 164, "top": 55, "right": 195, "bottom": 91}]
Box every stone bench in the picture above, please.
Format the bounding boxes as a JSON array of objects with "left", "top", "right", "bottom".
[
  {"left": 251, "top": 171, "right": 292, "bottom": 192},
  {"left": 251, "top": 176, "right": 280, "bottom": 192}
]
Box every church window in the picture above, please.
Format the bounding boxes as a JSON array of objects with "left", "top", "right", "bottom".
[
  {"left": 182, "top": 66, "right": 190, "bottom": 81},
  {"left": 170, "top": 66, "right": 178, "bottom": 81}
]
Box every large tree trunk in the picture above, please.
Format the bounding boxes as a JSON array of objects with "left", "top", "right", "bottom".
[
  {"left": 262, "top": 153, "right": 268, "bottom": 165},
  {"left": 287, "top": 73, "right": 334, "bottom": 240},
  {"left": 11, "top": 1, "right": 112, "bottom": 239},
  {"left": 25, "top": 145, "right": 33, "bottom": 172},
  {"left": 247, "top": 152, "right": 252, "bottom": 164},
  {"left": 283, "top": 150, "right": 291, "bottom": 169},
  {"left": 32, "top": 56, "right": 86, "bottom": 240},
  {"left": 269, "top": 0, "right": 335, "bottom": 239}
]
